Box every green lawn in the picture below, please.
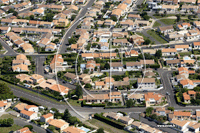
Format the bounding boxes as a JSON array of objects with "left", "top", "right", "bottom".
[
  {"left": 88, "top": 119, "right": 128, "bottom": 133},
  {"left": 0, "top": 114, "right": 17, "bottom": 119},
  {"left": 153, "top": 21, "right": 161, "bottom": 28},
  {"left": 179, "top": 51, "right": 192, "bottom": 56},
  {"left": 160, "top": 19, "right": 176, "bottom": 25},
  {"left": 136, "top": 32, "right": 148, "bottom": 40},
  {"left": 0, "top": 124, "right": 22, "bottom": 133},
  {"left": 68, "top": 99, "right": 81, "bottom": 106},
  {"left": 146, "top": 30, "right": 168, "bottom": 44}
]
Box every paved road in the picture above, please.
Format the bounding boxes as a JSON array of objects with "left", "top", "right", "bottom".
[
  {"left": 14, "top": 118, "right": 47, "bottom": 133},
  {"left": 59, "top": 0, "right": 96, "bottom": 54},
  {"left": 0, "top": 38, "right": 17, "bottom": 56},
  {"left": 35, "top": 56, "right": 46, "bottom": 76}
]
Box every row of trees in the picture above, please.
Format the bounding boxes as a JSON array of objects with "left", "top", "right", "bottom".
[{"left": 0, "top": 118, "right": 14, "bottom": 127}]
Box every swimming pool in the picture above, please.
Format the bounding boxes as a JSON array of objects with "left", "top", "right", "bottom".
[
  {"left": 100, "top": 39, "right": 108, "bottom": 43},
  {"left": 78, "top": 126, "right": 90, "bottom": 132},
  {"left": 183, "top": 56, "right": 190, "bottom": 60}
]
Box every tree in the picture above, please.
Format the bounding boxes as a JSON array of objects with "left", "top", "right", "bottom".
[
  {"left": 96, "top": 128, "right": 105, "bottom": 133},
  {"left": 47, "top": 125, "right": 55, "bottom": 131},
  {"left": 176, "top": 14, "right": 181, "bottom": 22},
  {"left": 0, "top": 82, "right": 14, "bottom": 100},
  {"left": 104, "top": 62, "right": 110, "bottom": 69},
  {"left": 126, "top": 99, "right": 134, "bottom": 108},
  {"left": 71, "top": 15, "right": 76, "bottom": 21},
  {"left": 85, "top": 83, "right": 92, "bottom": 89},
  {"left": 0, "top": 43, "right": 2, "bottom": 50},
  {"left": 44, "top": 13, "right": 54, "bottom": 22},
  {"left": 167, "top": 107, "right": 174, "bottom": 111},
  {"left": 24, "top": 125, "right": 33, "bottom": 131},
  {"left": 155, "top": 50, "right": 162, "bottom": 59},
  {"left": 75, "top": 85, "right": 83, "bottom": 98},
  {"left": 6, "top": 118, "right": 14, "bottom": 126},
  {"left": 8, "top": 8, "right": 15, "bottom": 13},
  {"left": 143, "top": 39, "right": 151, "bottom": 45},
  {"left": 111, "top": 16, "right": 117, "bottom": 22},
  {"left": 115, "top": 49, "right": 119, "bottom": 53},
  {"left": 146, "top": 107, "right": 154, "bottom": 117},
  {"left": 30, "top": 15, "right": 34, "bottom": 20},
  {"left": 150, "top": 114, "right": 157, "bottom": 119},
  {"left": 68, "top": 116, "right": 79, "bottom": 125},
  {"left": 63, "top": 108, "right": 71, "bottom": 121},
  {"left": 13, "top": 11, "right": 18, "bottom": 16}
]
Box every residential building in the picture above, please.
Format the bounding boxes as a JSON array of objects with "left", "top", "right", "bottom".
[
  {"left": 193, "top": 42, "right": 200, "bottom": 49},
  {"left": 83, "top": 92, "right": 122, "bottom": 103},
  {"left": 157, "top": 25, "right": 174, "bottom": 35},
  {"left": 175, "top": 45, "right": 190, "bottom": 52},
  {"left": 14, "top": 127, "right": 32, "bottom": 133},
  {"left": 24, "top": 105, "right": 39, "bottom": 112},
  {"left": 20, "top": 110, "right": 37, "bottom": 120},
  {"left": 162, "top": 48, "right": 177, "bottom": 56},
  {"left": 0, "top": 101, "right": 8, "bottom": 112},
  {"left": 137, "top": 78, "right": 156, "bottom": 90},
  {"left": 40, "top": 113, "right": 54, "bottom": 123},
  {"left": 14, "top": 103, "right": 28, "bottom": 112},
  {"left": 180, "top": 79, "right": 195, "bottom": 89},
  {"left": 110, "top": 62, "right": 124, "bottom": 71},
  {"left": 125, "top": 50, "right": 138, "bottom": 57},
  {"left": 47, "top": 119, "right": 69, "bottom": 131},
  {"left": 144, "top": 92, "right": 165, "bottom": 107},
  {"left": 63, "top": 126, "right": 86, "bottom": 133}
]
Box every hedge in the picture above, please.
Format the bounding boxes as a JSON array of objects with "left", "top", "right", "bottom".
[
  {"left": 104, "top": 106, "right": 126, "bottom": 109},
  {"left": 176, "top": 92, "right": 181, "bottom": 103},
  {"left": 41, "top": 91, "right": 63, "bottom": 101},
  {"left": 20, "top": 97, "right": 41, "bottom": 106},
  {"left": 81, "top": 101, "right": 105, "bottom": 107},
  {"left": 94, "top": 113, "right": 125, "bottom": 129}
]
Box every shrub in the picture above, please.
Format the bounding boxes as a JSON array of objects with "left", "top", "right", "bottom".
[{"left": 24, "top": 125, "right": 33, "bottom": 131}]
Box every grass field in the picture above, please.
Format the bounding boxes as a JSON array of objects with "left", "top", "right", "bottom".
[
  {"left": 147, "top": 30, "right": 167, "bottom": 44},
  {"left": 153, "top": 21, "right": 161, "bottom": 28},
  {"left": 160, "top": 19, "right": 176, "bottom": 25},
  {"left": 88, "top": 119, "right": 128, "bottom": 133},
  {"left": 0, "top": 124, "right": 22, "bottom": 133},
  {"left": 0, "top": 114, "right": 17, "bottom": 119},
  {"left": 136, "top": 32, "right": 148, "bottom": 40}
]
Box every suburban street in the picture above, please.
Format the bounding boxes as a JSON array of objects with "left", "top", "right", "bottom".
[{"left": 59, "top": 0, "right": 96, "bottom": 53}]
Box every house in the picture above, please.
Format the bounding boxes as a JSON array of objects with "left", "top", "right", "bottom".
[
  {"left": 178, "top": 67, "right": 189, "bottom": 78},
  {"left": 50, "top": 54, "right": 65, "bottom": 73},
  {"left": 125, "top": 50, "right": 138, "bottom": 57},
  {"left": 166, "top": 32, "right": 184, "bottom": 41},
  {"left": 142, "top": 68, "right": 155, "bottom": 78},
  {"left": 154, "top": 107, "right": 166, "bottom": 116},
  {"left": 39, "top": 79, "right": 56, "bottom": 89},
  {"left": 47, "top": 119, "right": 69, "bottom": 131},
  {"left": 188, "top": 90, "right": 196, "bottom": 99},
  {"left": 68, "top": 5, "right": 79, "bottom": 12},
  {"left": 64, "top": 72, "right": 78, "bottom": 83},
  {"left": 118, "top": 116, "right": 134, "bottom": 125},
  {"left": 127, "top": 14, "right": 141, "bottom": 20},
  {"left": 188, "top": 123, "right": 200, "bottom": 133},
  {"left": 137, "top": 78, "right": 156, "bottom": 90},
  {"left": 38, "top": 38, "right": 51, "bottom": 47},
  {"left": 83, "top": 92, "right": 122, "bottom": 103},
  {"left": 0, "top": 101, "right": 8, "bottom": 112},
  {"left": 193, "top": 42, "right": 200, "bottom": 49},
  {"left": 120, "top": 19, "right": 134, "bottom": 28},
  {"left": 157, "top": 25, "right": 174, "bottom": 35},
  {"left": 180, "top": 79, "right": 195, "bottom": 89},
  {"left": 170, "top": 119, "right": 191, "bottom": 132},
  {"left": 144, "top": 92, "right": 165, "bottom": 107},
  {"left": 79, "top": 74, "right": 91, "bottom": 84},
  {"left": 0, "top": 27, "right": 11, "bottom": 34},
  {"left": 177, "top": 23, "right": 191, "bottom": 30},
  {"left": 103, "top": 112, "right": 122, "bottom": 120},
  {"left": 86, "top": 60, "right": 100, "bottom": 72},
  {"left": 14, "top": 127, "right": 32, "bottom": 133},
  {"left": 112, "top": 39, "right": 129, "bottom": 46},
  {"left": 126, "top": 60, "right": 155, "bottom": 70},
  {"left": 185, "top": 28, "right": 200, "bottom": 40},
  {"left": 110, "top": 62, "right": 124, "bottom": 71},
  {"left": 14, "top": 103, "right": 28, "bottom": 112},
  {"left": 175, "top": 45, "right": 190, "bottom": 52},
  {"left": 113, "top": 77, "right": 130, "bottom": 89},
  {"left": 12, "top": 64, "right": 29, "bottom": 72},
  {"left": 166, "top": 59, "right": 181, "bottom": 67},
  {"left": 40, "top": 113, "right": 54, "bottom": 123},
  {"left": 130, "top": 34, "right": 144, "bottom": 45},
  {"left": 162, "top": 48, "right": 177, "bottom": 56},
  {"left": 181, "top": 5, "right": 198, "bottom": 13},
  {"left": 12, "top": 54, "right": 30, "bottom": 66},
  {"left": 45, "top": 43, "right": 56, "bottom": 52},
  {"left": 32, "top": 8, "right": 45, "bottom": 16},
  {"left": 183, "top": 92, "right": 191, "bottom": 103},
  {"left": 95, "top": 81, "right": 105, "bottom": 90},
  {"left": 161, "top": 5, "right": 179, "bottom": 13},
  {"left": 20, "top": 110, "right": 37, "bottom": 120},
  {"left": 49, "top": 84, "right": 69, "bottom": 96},
  {"left": 30, "top": 74, "right": 45, "bottom": 84},
  {"left": 63, "top": 126, "right": 86, "bottom": 133},
  {"left": 24, "top": 105, "right": 38, "bottom": 112}
]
